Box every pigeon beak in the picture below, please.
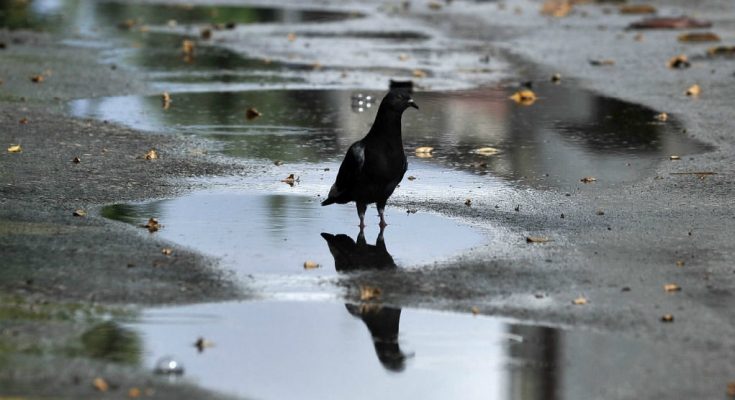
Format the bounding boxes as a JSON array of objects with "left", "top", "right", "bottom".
[{"left": 408, "top": 99, "right": 419, "bottom": 109}]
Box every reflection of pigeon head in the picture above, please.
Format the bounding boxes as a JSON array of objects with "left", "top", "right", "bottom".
[
  {"left": 345, "top": 304, "right": 407, "bottom": 372},
  {"left": 320, "top": 229, "right": 397, "bottom": 272},
  {"left": 320, "top": 90, "right": 417, "bottom": 228}
]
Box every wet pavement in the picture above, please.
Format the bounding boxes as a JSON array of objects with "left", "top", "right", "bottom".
[{"left": 3, "top": 0, "right": 735, "bottom": 399}]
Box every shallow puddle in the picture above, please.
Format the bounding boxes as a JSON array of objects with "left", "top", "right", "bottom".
[
  {"left": 125, "top": 300, "right": 653, "bottom": 400},
  {"left": 74, "top": 85, "right": 705, "bottom": 190},
  {"left": 102, "top": 191, "right": 485, "bottom": 292}
]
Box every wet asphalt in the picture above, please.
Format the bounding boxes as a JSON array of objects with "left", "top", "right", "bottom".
[{"left": 1, "top": 0, "right": 735, "bottom": 398}]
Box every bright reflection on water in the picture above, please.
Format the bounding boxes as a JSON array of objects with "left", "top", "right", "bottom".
[
  {"left": 128, "top": 300, "right": 649, "bottom": 400},
  {"left": 73, "top": 85, "right": 706, "bottom": 190}
]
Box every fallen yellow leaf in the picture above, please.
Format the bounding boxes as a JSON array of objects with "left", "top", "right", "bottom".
[
  {"left": 92, "top": 377, "right": 109, "bottom": 392},
  {"left": 686, "top": 84, "right": 701, "bottom": 96},
  {"left": 580, "top": 176, "right": 597, "bottom": 183},
  {"left": 414, "top": 146, "right": 434, "bottom": 156},
  {"left": 143, "top": 218, "right": 160, "bottom": 232},
  {"left": 619, "top": 4, "right": 656, "bottom": 14},
  {"left": 667, "top": 54, "right": 690, "bottom": 69},
  {"left": 654, "top": 112, "right": 668, "bottom": 122},
  {"left": 572, "top": 296, "right": 588, "bottom": 305},
  {"left": 73, "top": 209, "right": 86, "bottom": 217},
  {"left": 303, "top": 260, "right": 319, "bottom": 270},
  {"left": 541, "top": 0, "right": 572, "bottom": 17},
  {"left": 7, "top": 144, "right": 22, "bottom": 153},
  {"left": 670, "top": 155, "right": 681, "bottom": 160},
  {"left": 181, "top": 39, "right": 195, "bottom": 55},
  {"left": 526, "top": 236, "right": 551, "bottom": 243},
  {"left": 661, "top": 314, "right": 674, "bottom": 322},
  {"left": 473, "top": 147, "right": 500, "bottom": 156},
  {"left": 708, "top": 46, "right": 735, "bottom": 56},
  {"left": 676, "top": 260, "right": 685, "bottom": 267},
  {"left": 162, "top": 248, "right": 173, "bottom": 256},
  {"left": 509, "top": 89, "right": 537, "bottom": 105},
  {"left": 664, "top": 283, "right": 681, "bottom": 292},
  {"left": 30, "top": 74, "right": 44, "bottom": 83},
  {"left": 144, "top": 149, "right": 158, "bottom": 160},
  {"left": 678, "top": 32, "right": 720, "bottom": 43},
  {"left": 360, "top": 286, "right": 382, "bottom": 301},
  {"left": 19, "top": 117, "right": 28, "bottom": 124},
  {"left": 161, "top": 92, "right": 171, "bottom": 109}
]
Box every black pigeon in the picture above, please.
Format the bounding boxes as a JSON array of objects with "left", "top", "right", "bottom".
[{"left": 321, "top": 90, "right": 418, "bottom": 228}]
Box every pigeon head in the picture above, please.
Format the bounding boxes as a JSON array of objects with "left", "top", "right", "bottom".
[{"left": 380, "top": 90, "right": 419, "bottom": 114}]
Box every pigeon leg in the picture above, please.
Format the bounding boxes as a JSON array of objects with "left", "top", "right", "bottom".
[
  {"left": 356, "top": 202, "right": 367, "bottom": 228},
  {"left": 377, "top": 202, "right": 387, "bottom": 228}
]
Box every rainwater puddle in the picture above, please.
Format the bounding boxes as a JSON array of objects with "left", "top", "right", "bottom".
[
  {"left": 102, "top": 191, "right": 485, "bottom": 294},
  {"left": 126, "top": 300, "right": 653, "bottom": 400},
  {"left": 74, "top": 85, "right": 706, "bottom": 190}
]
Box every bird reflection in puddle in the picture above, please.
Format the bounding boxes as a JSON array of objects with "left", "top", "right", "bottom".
[{"left": 321, "top": 228, "right": 409, "bottom": 372}]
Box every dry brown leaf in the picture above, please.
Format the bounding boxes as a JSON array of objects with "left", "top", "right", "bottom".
[
  {"left": 664, "top": 283, "right": 681, "bottom": 292},
  {"left": 72, "top": 156, "right": 81, "bottom": 163},
  {"left": 473, "top": 147, "right": 500, "bottom": 156},
  {"left": 19, "top": 117, "right": 28, "bottom": 124},
  {"left": 73, "top": 209, "right": 86, "bottom": 217},
  {"left": 526, "top": 236, "right": 551, "bottom": 243},
  {"left": 686, "top": 84, "right": 701, "bottom": 96},
  {"left": 629, "top": 17, "right": 711, "bottom": 30},
  {"left": 93, "top": 377, "right": 109, "bottom": 392},
  {"left": 589, "top": 59, "right": 615, "bottom": 66},
  {"left": 181, "top": 39, "right": 195, "bottom": 55},
  {"left": 619, "top": 4, "right": 656, "bottom": 14},
  {"left": 667, "top": 54, "right": 690, "bottom": 69},
  {"left": 670, "top": 155, "right": 681, "bottom": 160},
  {"left": 412, "top": 69, "right": 427, "bottom": 78},
  {"left": 465, "top": 198, "right": 472, "bottom": 207},
  {"left": 572, "top": 296, "right": 588, "bottom": 305},
  {"left": 428, "top": 1, "right": 442, "bottom": 10},
  {"left": 661, "top": 314, "right": 674, "bottom": 322},
  {"left": 676, "top": 260, "right": 685, "bottom": 267},
  {"left": 162, "top": 248, "right": 173, "bottom": 256},
  {"left": 471, "top": 306, "right": 480, "bottom": 315},
  {"left": 30, "top": 74, "right": 44, "bottom": 83},
  {"left": 287, "top": 32, "right": 297, "bottom": 42},
  {"left": 509, "top": 89, "right": 537, "bottom": 105},
  {"left": 541, "top": 0, "right": 572, "bottom": 17},
  {"left": 678, "top": 32, "right": 720, "bottom": 43},
  {"left": 7, "top": 144, "right": 22, "bottom": 153},
  {"left": 145, "top": 149, "right": 158, "bottom": 160},
  {"left": 654, "top": 112, "right": 669, "bottom": 121},
  {"left": 407, "top": 175, "right": 416, "bottom": 181},
  {"left": 551, "top": 73, "right": 562, "bottom": 83},
  {"left": 200, "top": 28, "right": 212, "bottom": 40},
  {"left": 128, "top": 387, "right": 142, "bottom": 398},
  {"left": 245, "top": 107, "right": 262, "bottom": 120},
  {"left": 580, "top": 176, "right": 597, "bottom": 183},
  {"left": 281, "top": 174, "right": 299, "bottom": 186},
  {"left": 708, "top": 46, "right": 735, "bottom": 56},
  {"left": 414, "top": 146, "right": 434, "bottom": 157},
  {"left": 360, "top": 286, "right": 382, "bottom": 301},
  {"left": 195, "top": 337, "right": 215, "bottom": 352},
  {"left": 143, "top": 218, "right": 160, "bottom": 232},
  {"left": 303, "top": 260, "right": 319, "bottom": 270}
]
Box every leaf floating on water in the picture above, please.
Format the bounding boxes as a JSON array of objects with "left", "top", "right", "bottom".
[
  {"left": 580, "top": 176, "right": 597, "bottom": 183},
  {"left": 628, "top": 17, "right": 712, "bottom": 30},
  {"left": 162, "top": 248, "right": 173, "bottom": 256},
  {"left": 676, "top": 260, "right": 685, "bottom": 267},
  {"left": 72, "top": 156, "right": 81, "bottom": 163},
  {"left": 194, "top": 337, "right": 214, "bottom": 352},
  {"left": 360, "top": 286, "right": 382, "bottom": 301},
  {"left": 73, "top": 209, "right": 86, "bottom": 217},
  {"left": 589, "top": 59, "right": 615, "bottom": 66},
  {"left": 303, "top": 260, "right": 319, "bottom": 270},
  {"left": 93, "top": 377, "right": 109, "bottom": 392},
  {"left": 30, "top": 74, "right": 44, "bottom": 83},
  {"left": 664, "top": 283, "right": 681, "bottom": 292},
  {"left": 473, "top": 147, "right": 500, "bottom": 156},
  {"left": 414, "top": 146, "right": 434, "bottom": 158},
  {"left": 540, "top": 0, "right": 572, "bottom": 17},
  {"left": 281, "top": 174, "right": 299, "bottom": 186},
  {"left": 660, "top": 314, "right": 674, "bottom": 322},
  {"left": 161, "top": 92, "right": 171, "bottom": 109},
  {"left": 407, "top": 175, "right": 416, "bottom": 181},
  {"left": 143, "top": 218, "right": 160, "bottom": 232},
  {"left": 181, "top": 39, "right": 195, "bottom": 55},
  {"left": 144, "top": 149, "right": 158, "bottom": 160},
  {"left": 708, "top": 46, "right": 735, "bottom": 56},
  {"left": 526, "top": 236, "right": 551, "bottom": 243},
  {"left": 509, "top": 89, "right": 537, "bottom": 105},
  {"left": 19, "top": 117, "right": 28, "bottom": 124},
  {"left": 550, "top": 73, "right": 562, "bottom": 83},
  {"left": 670, "top": 155, "right": 681, "bottom": 160},
  {"left": 572, "top": 296, "right": 588, "bottom": 305},
  {"left": 667, "top": 54, "right": 690, "bottom": 69},
  {"left": 619, "top": 4, "right": 656, "bottom": 14},
  {"left": 7, "top": 144, "right": 22, "bottom": 153},
  {"left": 245, "top": 107, "right": 262, "bottom": 120},
  {"left": 678, "top": 32, "right": 721, "bottom": 43},
  {"left": 685, "top": 84, "right": 701, "bottom": 97},
  {"left": 654, "top": 112, "right": 669, "bottom": 121}
]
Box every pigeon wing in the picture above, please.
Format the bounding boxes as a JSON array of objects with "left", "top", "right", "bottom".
[{"left": 322, "top": 141, "right": 365, "bottom": 204}]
